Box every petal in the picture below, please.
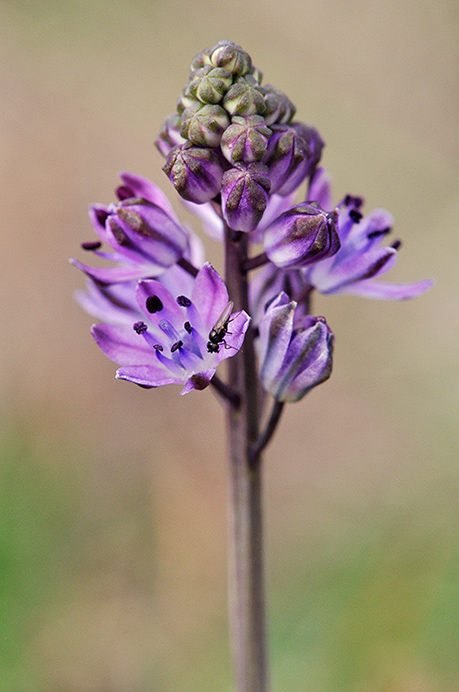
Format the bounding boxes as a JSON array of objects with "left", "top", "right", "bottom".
[
  {"left": 191, "top": 263, "right": 229, "bottom": 332},
  {"left": 136, "top": 279, "right": 183, "bottom": 325},
  {"left": 118, "top": 171, "right": 180, "bottom": 221},
  {"left": 116, "top": 365, "right": 183, "bottom": 388},
  {"left": 91, "top": 324, "right": 152, "bottom": 364},
  {"left": 70, "top": 257, "right": 163, "bottom": 283},
  {"left": 259, "top": 295, "right": 295, "bottom": 386},
  {"left": 180, "top": 368, "right": 216, "bottom": 394},
  {"left": 338, "top": 277, "right": 434, "bottom": 300},
  {"left": 311, "top": 247, "right": 397, "bottom": 293}
]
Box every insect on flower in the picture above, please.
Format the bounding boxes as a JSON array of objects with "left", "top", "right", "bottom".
[{"left": 206, "top": 300, "right": 235, "bottom": 353}]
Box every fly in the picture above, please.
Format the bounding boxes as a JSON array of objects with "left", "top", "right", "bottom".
[{"left": 207, "top": 301, "right": 234, "bottom": 353}]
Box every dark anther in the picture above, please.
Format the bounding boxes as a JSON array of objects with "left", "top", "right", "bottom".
[
  {"left": 94, "top": 208, "right": 110, "bottom": 226},
  {"left": 349, "top": 209, "right": 363, "bottom": 223},
  {"left": 153, "top": 344, "right": 163, "bottom": 351},
  {"left": 367, "top": 227, "right": 391, "bottom": 240},
  {"left": 344, "top": 194, "right": 363, "bottom": 208},
  {"left": 171, "top": 340, "right": 183, "bottom": 352},
  {"left": 177, "top": 295, "right": 192, "bottom": 307},
  {"left": 133, "top": 321, "right": 148, "bottom": 334},
  {"left": 391, "top": 240, "right": 402, "bottom": 250},
  {"left": 184, "top": 321, "right": 192, "bottom": 334},
  {"left": 115, "top": 184, "right": 133, "bottom": 201},
  {"left": 146, "top": 295, "right": 164, "bottom": 313},
  {"left": 81, "top": 241, "right": 102, "bottom": 251}
]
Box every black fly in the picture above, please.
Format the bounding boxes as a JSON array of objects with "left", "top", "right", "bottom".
[{"left": 207, "top": 301, "right": 234, "bottom": 353}]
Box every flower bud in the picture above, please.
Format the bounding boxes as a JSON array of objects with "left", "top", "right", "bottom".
[
  {"left": 156, "top": 113, "right": 184, "bottom": 158},
  {"left": 293, "top": 123, "right": 324, "bottom": 176},
  {"left": 258, "top": 85, "right": 296, "bottom": 125},
  {"left": 263, "top": 124, "right": 314, "bottom": 195},
  {"left": 209, "top": 40, "right": 252, "bottom": 77},
  {"left": 189, "top": 65, "right": 233, "bottom": 104},
  {"left": 220, "top": 115, "right": 272, "bottom": 164},
  {"left": 222, "top": 76, "right": 266, "bottom": 116},
  {"left": 163, "top": 143, "right": 225, "bottom": 203},
  {"left": 189, "top": 47, "right": 212, "bottom": 72},
  {"left": 264, "top": 203, "right": 340, "bottom": 269},
  {"left": 221, "top": 162, "right": 271, "bottom": 232},
  {"left": 258, "top": 293, "right": 334, "bottom": 402},
  {"left": 180, "top": 103, "right": 230, "bottom": 147}
]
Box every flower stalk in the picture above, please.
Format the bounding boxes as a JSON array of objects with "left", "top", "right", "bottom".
[{"left": 224, "top": 223, "right": 269, "bottom": 691}]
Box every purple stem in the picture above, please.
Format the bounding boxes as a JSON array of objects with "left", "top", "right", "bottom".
[{"left": 224, "top": 223, "right": 269, "bottom": 692}]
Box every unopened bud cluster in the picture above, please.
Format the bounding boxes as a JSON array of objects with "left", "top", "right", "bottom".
[{"left": 157, "top": 40, "right": 323, "bottom": 233}]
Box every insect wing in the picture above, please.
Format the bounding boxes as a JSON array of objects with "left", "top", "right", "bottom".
[{"left": 212, "top": 300, "right": 234, "bottom": 333}]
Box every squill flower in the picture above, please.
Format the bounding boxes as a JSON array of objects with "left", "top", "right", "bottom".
[
  {"left": 71, "top": 172, "right": 189, "bottom": 284},
  {"left": 91, "top": 263, "right": 250, "bottom": 394},
  {"left": 303, "top": 169, "right": 434, "bottom": 299},
  {"left": 263, "top": 202, "right": 340, "bottom": 269},
  {"left": 258, "top": 292, "right": 333, "bottom": 402}
]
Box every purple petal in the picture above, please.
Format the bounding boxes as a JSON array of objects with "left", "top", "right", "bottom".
[
  {"left": 190, "top": 263, "right": 229, "bottom": 332},
  {"left": 118, "top": 171, "right": 179, "bottom": 221},
  {"left": 70, "top": 257, "right": 161, "bottom": 284},
  {"left": 116, "top": 365, "right": 183, "bottom": 388},
  {"left": 180, "top": 368, "right": 216, "bottom": 394},
  {"left": 339, "top": 278, "right": 434, "bottom": 300},
  {"left": 91, "top": 324, "right": 152, "bottom": 364},
  {"left": 311, "top": 247, "right": 397, "bottom": 293}
]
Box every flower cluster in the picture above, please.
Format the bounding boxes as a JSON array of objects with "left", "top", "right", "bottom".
[{"left": 73, "top": 40, "right": 432, "bottom": 402}]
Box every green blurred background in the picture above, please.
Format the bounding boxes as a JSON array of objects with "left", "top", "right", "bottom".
[{"left": 1, "top": 1, "right": 458, "bottom": 690}]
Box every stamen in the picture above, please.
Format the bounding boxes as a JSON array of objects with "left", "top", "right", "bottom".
[
  {"left": 133, "top": 321, "right": 148, "bottom": 334},
  {"left": 171, "top": 340, "right": 183, "bottom": 352},
  {"left": 177, "top": 295, "right": 192, "bottom": 307},
  {"left": 184, "top": 321, "right": 192, "bottom": 334},
  {"left": 81, "top": 241, "right": 102, "bottom": 251},
  {"left": 367, "top": 227, "right": 391, "bottom": 239},
  {"left": 153, "top": 344, "right": 164, "bottom": 351},
  {"left": 146, "top": 295, "right": 164, "bottom": 313},
  {"left": 391, "top": 240, "right": 402, "bottom": 250},
  {"left": 349, "top": 209, "right": 363, "bottom": 223},
  {"left": 94, "top": 208, "right": 109, "bottom": 226},
  {"left": 115, "top": 184, "right": 133, "bottom": 201}
]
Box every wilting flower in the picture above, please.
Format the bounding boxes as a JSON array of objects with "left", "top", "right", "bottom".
[
  {"left": 258, "top": 292, "right": 333, "bottom": 402},
  {"left": 91, "top": 263, "right": 250, "bottom": 394},
  {"left": 71, "top": 172, "right": 190, "bottom": 284},
  {"left": 303, "top": 169, "right": 434, "bottom": 299}
]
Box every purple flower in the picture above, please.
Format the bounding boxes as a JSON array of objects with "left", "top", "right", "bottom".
[
  {"left": 71, "top": 172, "right": 190, "bottom": 284},
  {"left": 91, "top": 263, "right": 250, "bottom": 394},
  {"left": 221, "top": 162, "right": 271, "bottom": 232},
  {"left": 303, "top": 169, "right": 434, "bottom": 298},
  {"left": 263, "top": 203, "right": 340, "bottom": 269},
  {"left": 258, "top": 292, "right": 333, "bottom": 402},
  {"left": 163, "top": 142, "right": 225, "bottom": 203}
]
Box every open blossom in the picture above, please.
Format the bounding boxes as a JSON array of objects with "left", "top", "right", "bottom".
[
  {"left": 91, "top": 263, "right": 250, "bottom": 394},
  {"left": 71, "top": 172, "right": 190, "bottom": 284},
  {"left": 258, "top": 292, "right": 333, "bottom": 402},
  {"left": 303, "top": 168, "right": 434, "bottom": 299}
]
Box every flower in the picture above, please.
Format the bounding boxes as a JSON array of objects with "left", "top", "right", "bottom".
[
  {"left": 71, "top": 172, "right": 190, "bottom": 284},
  {"left": 258, "top": 292, "right": 333, "bottom": 402},
  {"left": 91, "top": 263, "right": 250, "bottom": 394},
  {"left": 303, "top": 168, "right": 434, "bottom": 299},
  {"left": 263, "top": 202, "right": 340, "bottom": 269}
]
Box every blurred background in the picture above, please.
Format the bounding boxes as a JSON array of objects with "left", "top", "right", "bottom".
[{"left": 1, "top": 1, "right": 458, "bottom": 690}]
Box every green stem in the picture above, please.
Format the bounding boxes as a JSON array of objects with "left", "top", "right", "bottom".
[{"left": 224, "top": 224, "right": 269, "bottom": 692}]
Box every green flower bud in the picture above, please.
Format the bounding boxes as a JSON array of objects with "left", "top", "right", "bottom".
[
  {"left": 209, "top": 40, "right": 252, "bottom": 78},
  {"left": 222, "top": 76, "right": 266, "bottom": 116},
  {"left": 221, "top": 115, "right": 272, "bottom": 164},
  {"left": 189, "top": 47, "right": 212, "bottom": 72},
  {"left": 181, "top": 103, "right": 230, "bottom": 147},
  {"left": 259, "top": 85, "right": 296, "bottom": 125},
  {"left": 189, "top": 65, "right": 233, "bottom": 104}
]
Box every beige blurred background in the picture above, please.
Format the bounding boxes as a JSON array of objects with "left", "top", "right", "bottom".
[{"left": 1, "top": 1, "right": 458, "bottom": 690}]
